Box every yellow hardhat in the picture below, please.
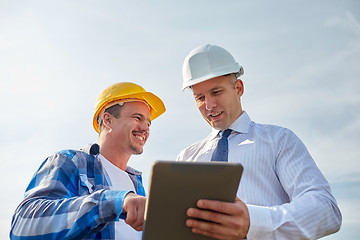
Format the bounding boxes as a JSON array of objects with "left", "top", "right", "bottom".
[{"left": 93, "top": 82, "right": 166, "bottom": 133}]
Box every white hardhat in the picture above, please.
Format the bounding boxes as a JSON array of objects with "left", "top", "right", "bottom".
[{"left": 182, "top": 44, "right": 244, "bottom": 90}]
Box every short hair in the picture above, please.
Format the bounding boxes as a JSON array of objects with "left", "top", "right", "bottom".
[
  {"left": 98, "top": 103, "right": 124, "bottom": 133},
  {"left": 224, "top": 73, "right": 238, "bottom": 88}
]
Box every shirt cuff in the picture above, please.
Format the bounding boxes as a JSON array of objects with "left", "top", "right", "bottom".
[
  {"left": 99, "top": 190, "right": 133, "bottom": 223},
  {"left": 246, "top": 204, "right": 273, "bottom": 239},
  {"left": 115, "top": 191, "right": 134, "bottom": 221}
]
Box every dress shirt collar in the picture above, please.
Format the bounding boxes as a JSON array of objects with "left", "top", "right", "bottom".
[{"left": 210, "top": 111, "right": 252, "bottom": 140}]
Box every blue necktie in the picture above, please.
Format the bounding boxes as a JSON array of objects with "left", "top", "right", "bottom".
[{"left": 211, "top": 129, "right": 232, "bottom": 162}]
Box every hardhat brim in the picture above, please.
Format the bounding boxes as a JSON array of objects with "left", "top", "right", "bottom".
[
  {"left": 182, "top": 65, "right": 244, "bottom": 91},
  {"left": 93, "top": 91, "right": 165, "bottom": 133}
]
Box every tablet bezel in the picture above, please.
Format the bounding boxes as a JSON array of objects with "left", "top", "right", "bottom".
[{"left": 142, "top": 161, "right": 243, "bottom": 240}]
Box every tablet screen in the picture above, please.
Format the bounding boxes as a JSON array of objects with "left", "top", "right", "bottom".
[{"left": 142, "top": 161, "right": 243, "bottom": 240}]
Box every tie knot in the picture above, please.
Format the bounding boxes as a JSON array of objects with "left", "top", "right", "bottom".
[{"left": 221, "top": 129, "right": 232, "bottom": 138}]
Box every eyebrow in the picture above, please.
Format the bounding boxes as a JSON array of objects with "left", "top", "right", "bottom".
[
  {"left": 210, "top": 86, "right": 223, "bottom": 92},
  {"left": 194, "top": 87, "right": 223, "bottom": 97},
  {"left": 132, "top": 113, "right": 152, "bottom": 126}
]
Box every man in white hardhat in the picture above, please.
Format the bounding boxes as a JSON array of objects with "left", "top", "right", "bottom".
[{"left": 177, "top": 44, "right": 342, "bottom": 239}]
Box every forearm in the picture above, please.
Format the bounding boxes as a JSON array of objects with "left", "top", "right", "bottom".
[
  {"left": 246, "top": 192, "right": 342, "bottom": 239},
  {"left": 10, "top": 189, "right": 131, "bottom": 239}
]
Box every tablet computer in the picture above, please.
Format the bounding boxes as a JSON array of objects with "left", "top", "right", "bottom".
[{"left": 142, "top": 161, "right": 243, "bottom": 240}]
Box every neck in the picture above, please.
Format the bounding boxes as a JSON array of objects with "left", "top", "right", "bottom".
[{"left": 98, "top": 137, "right": 130, "bottom": 171}]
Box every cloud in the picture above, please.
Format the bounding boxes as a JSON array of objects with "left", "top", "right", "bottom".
[{"left": 325, "top": 10, "right": 360, "bottom": 36}]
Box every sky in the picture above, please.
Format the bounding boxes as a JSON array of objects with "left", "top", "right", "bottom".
[{"left": 0, "top": 0, "right": 359, "bottom": 239}]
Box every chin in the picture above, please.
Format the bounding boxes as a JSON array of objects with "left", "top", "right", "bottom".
[
  {"left": 134, "top": 149, "right": 143, "bottom": 155},
  {"left": 130, "top": 145, "right": 143, "bottom": 155},
  {"left": 211, "top": 123, "right": 226, "bottom": 130}
]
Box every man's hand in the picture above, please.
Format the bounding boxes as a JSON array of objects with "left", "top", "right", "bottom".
[
  {"left": 186, "top": 197, "right": 250, "bottom": 240},
  {"left": 122, "top": 193, "right": 146, "bottom": 231}
]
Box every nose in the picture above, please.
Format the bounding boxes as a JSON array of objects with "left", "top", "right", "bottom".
[
  {"left": 141, "top": 121, "right": 150, "bottom": 134},
  {"left": 204, "top": 96, "right": 216, "bottom": 110}
]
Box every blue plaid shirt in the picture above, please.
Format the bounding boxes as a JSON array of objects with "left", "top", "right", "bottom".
[{"left": 10, "top": 144, "right": 145, "bottom": 240}]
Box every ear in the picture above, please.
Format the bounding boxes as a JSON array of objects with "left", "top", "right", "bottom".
[
  {"left": 102, "top": 112, "right": 113, "bottom": 130},
  {"left": 235, "top": 79, "right": 244, "bottom": 97}
]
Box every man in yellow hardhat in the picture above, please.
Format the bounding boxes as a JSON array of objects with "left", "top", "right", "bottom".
[{"left": 10, "top": 82, "right": 165, "bottom": 239}]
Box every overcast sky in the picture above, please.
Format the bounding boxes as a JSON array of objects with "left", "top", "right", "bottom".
[{"left": 1, "top": 0, "right": 359, "bottom": 239}]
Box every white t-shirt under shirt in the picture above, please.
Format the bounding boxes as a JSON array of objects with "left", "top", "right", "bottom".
[{"left": 99, "top": 154, "right": 142, "bottom": 240}]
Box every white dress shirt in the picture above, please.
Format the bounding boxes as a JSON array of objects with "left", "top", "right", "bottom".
[{"left": 177, "top": 111, "right": 341, "bottom": 239}]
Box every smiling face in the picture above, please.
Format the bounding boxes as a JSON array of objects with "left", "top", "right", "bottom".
[
  {"left": 192, "top": 75, "right": 244, "bottom": 130},
  {"left": 104, "top": 101, "right": 151, "bottom": 156}
]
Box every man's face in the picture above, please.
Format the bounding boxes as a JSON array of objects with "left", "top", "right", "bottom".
[
  {"left": 109, "top": 101, "right": 151, "bottom": 155},
  {"left": 192, "top": 75, "right": 244, "bottom": 130}
]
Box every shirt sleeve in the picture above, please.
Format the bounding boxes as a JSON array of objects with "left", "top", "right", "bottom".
[
  {"left": 246, "top": 130, "right": 342, "bottom": 239},
  {"left": 10, "top": 152, "right": 130, "bottom": 239}
]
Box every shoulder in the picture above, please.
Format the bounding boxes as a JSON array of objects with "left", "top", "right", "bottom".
[
  {"left": 238, "top": 112, "right": 294, "bottom": 139},
  {"left": 42, "top": 145, "right": 97, "bottom": 171},
  {"left": 177, "top": 135, "right": 212, "bottom": 161},
  {"left": 250, "top": 121, "right": 304, "bottom": 151},
  {"left": 251, "top": 120, "right": 296, "bottom": 137},
  {"left": 57, "top": 143, "right": 98, "bottom": 161},
  {"left": 180, "top": 139, "right": 205, "bottom": 153},
  {"left": 54, "top": 149, "right": 90, "bottom": 161}
]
